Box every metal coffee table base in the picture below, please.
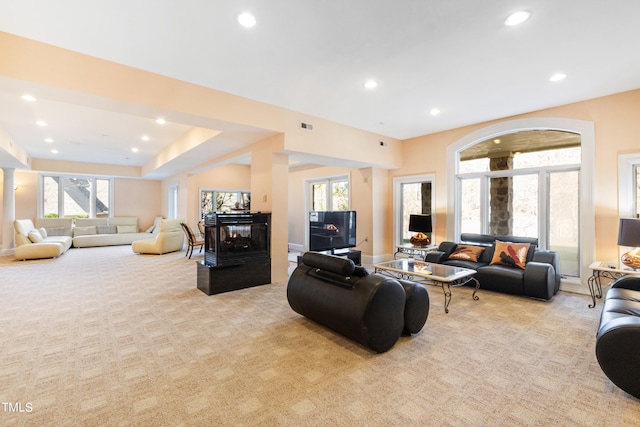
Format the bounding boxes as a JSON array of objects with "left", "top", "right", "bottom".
[
  {"left": 441, "top": 277, "right": 480, "bottom": 313},
  {"left": 373, "top": 267, "right": 480, "bottom": 313}
]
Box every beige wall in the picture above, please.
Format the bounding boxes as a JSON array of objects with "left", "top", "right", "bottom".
[
  {"left": 14, "top": 171, "right": 39, "bottom": 221},
  {"left": 0, "top": 31, "right": 402, "bottom": 174},
  {"left": 0, "top": 171, "right": 39, "bottom": 246},
  {"left": 283, "top": 89, "right": 640, "bottom": 267},
  {"left": 0, "top": 172, "right": 162, "bottom": 242},
  {"left": 32, "top": 159, "right": 142, "bottom": 178},
  {"left": 393, "top": 89, "right": 640, "bottom": 263},
  {"left": 182, "top": 164, "right": 252, "bottom": 229},
  {"left": 113, "top": 178, "right": 162, "bottom": 230},
  {"left": 287, "top": 165, "right": 352, "bottom": 250},
  {"left": 6, "top": 89, "right": 640, "bottom": 269},
  {"left": 286, "top": 164, "right": 382, "bottom": 262},
  {"left": 250, "top": 135, "right": 290, "bottom": 282},
  {"left": 3, "top": 30, "right": 640, "bottom": 271}
]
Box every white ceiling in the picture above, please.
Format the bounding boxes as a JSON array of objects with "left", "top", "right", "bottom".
[{"left": 1, "top": 0, "right": 640, "bottom": 177}]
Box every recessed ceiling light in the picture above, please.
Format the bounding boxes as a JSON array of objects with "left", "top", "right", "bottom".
[
  {"left": 238, "top": 12, "right": 256, "bottom": 28},
  {"left": 364, "top": 80, "right": 378, "bottom": 89},
  {"left": 21, "top": 94, "right": 37, "bottom": 102},
  {"left": 549, "top": 72, "right": 567, "bottom": 82},
  {"left": 429, "top": 108, "right": 441, "bottom": 116},
  {"left": 155, "top": 117, "right": 166, "bottom": 125},
  {"left": 132, "top": 147, "right": 139, "bottom": 153},
  {"left": 50, "top": 149, "right": 58, "bottom": 154},
  {"left": 505, "top": 10, "right": 531, "bottom": 26},
  {"left": 141, "top": 135, "right": 150, "bottom": 141},
  {"left": 36, "top": 120, "right": 47, "bottom": 127},
  {"left": 44, "top": 138, "right": 54, "bottom": 143},
  {"left": 493, "top": 139, "right": 501, "bottom": 144}
]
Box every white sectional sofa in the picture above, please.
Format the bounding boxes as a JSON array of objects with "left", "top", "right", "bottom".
[
  {"left": 72, "top": 217, "right": 162, "bottom": 248},
  {"left": 13, "top": 216, "right": 164, "bottom": 260},
  {"left": 14, "top": 218, "right": 73, "bottom": 260}
]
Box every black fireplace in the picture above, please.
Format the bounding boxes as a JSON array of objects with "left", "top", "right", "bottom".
[
  {"left": 203, "top": 212, "right": 271, "bottom": 267},
  {"left": 197, "top": 212, "right": 271, "bottom": 295}
]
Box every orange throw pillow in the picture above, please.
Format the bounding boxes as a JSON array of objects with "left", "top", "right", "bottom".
[
  {"left": 490, "top": 240, "right": 530, "bottom": 269},
  {"left": 448, "top": 245, "right": 485, "bottom": 262}
]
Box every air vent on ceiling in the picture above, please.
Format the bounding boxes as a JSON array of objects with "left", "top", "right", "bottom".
[{"left": 300, "top": 121, "right": 314, "bottom": 131}]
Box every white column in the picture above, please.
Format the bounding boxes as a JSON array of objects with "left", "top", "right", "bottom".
[{"left": 2, "top": 167, "right": 16, "bottom": 253}]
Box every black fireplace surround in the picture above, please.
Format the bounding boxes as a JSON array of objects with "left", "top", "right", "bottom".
[
  {"left": 197, "top": 212, "right": 271, "bottom": 295},
  {"left": 203, "top": 212, "right": 270, "bottom": 267}
]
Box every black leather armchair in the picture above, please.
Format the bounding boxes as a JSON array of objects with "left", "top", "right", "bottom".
[
  {"left": 596, "top": 276, "right": 640, "bottom": 399},
  {"left": 287, "top": 252, "right": 429, "bottom": 353}
]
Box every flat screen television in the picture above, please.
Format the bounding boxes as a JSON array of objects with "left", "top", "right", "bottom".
[{"left": 309, "top": 210, "right": 357, "bottom": 252}]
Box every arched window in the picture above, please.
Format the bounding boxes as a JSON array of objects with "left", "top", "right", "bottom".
[{"left": 447, "top": 118, "right": 595, "bottom": 288}]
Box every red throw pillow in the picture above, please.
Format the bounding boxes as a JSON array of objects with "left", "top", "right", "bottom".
[
  {"left": 448, "top": 245, "right": 485, "bottom": 262},
  {"left": 490, "top": 240, "right": 530, "bottom": 269}
]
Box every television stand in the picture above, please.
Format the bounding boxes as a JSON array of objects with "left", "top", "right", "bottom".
[{"left": 298, "top": 249, "right": 361, "bottom": 266}]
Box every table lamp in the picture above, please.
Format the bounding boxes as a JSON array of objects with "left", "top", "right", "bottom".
[
  {"left": 409, "top": 214, "right": 432, "bottom": 246},
  {"left": 618, "top": 218, "right": 640, "bottom": 269}
]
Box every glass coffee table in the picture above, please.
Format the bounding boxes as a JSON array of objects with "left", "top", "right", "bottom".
[{"left": 373, "top": 259, "right": 479, "bottom": 313}]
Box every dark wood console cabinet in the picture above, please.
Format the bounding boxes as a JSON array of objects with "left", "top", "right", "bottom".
[{"left": 197, "top": 259, "right": 271, "bottom": 295}]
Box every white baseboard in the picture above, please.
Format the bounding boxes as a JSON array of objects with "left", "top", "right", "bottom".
[
  {"left": 560, "top": 277, "right": 589, "bottom": 295},
  {"left": 288, "top": 243, "right": 304, "bottom": 253},
  {"left": 0, "top": 247, "right": 15, "bottom": 256}
]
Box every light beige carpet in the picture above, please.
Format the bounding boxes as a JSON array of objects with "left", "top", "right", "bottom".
[{"left": 0, "top": 246, "right": 638, "bottom": 426}]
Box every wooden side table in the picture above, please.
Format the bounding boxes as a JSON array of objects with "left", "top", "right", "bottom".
[{"left": 587, "top": 261, "right": 640, "bottom": 308}]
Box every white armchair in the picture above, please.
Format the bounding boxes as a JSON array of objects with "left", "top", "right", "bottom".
[{"left": 131, "top": 219, "right": 184, "bottom": 255}]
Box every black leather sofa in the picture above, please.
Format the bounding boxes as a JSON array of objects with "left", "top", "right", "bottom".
[
  {"left": 425, "top": 233, "right": 561, "bottom": 300},
  {"left": 287, "top": 252, "right": 429, "bottom": 353},
  {"left": 596, "top": 276, "right": 640, "bottom": 399}
]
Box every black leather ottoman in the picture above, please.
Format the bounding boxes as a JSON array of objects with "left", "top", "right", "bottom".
[{"left": 287, "top": 252, "right": 429, "bottom": 353}]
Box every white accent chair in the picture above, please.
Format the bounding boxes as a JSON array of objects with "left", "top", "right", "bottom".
[{"left": 131, "top": 219, "right": 185, "bottom": 255}]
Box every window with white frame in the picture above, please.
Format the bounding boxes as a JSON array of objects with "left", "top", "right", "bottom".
[
  {"left": 617, "top": 154, "right": 640, "bottom": 263},
  {"left": 168, "top": 184, "right": 179, "bottom": 219},
  {"left": 309, "top": 176, "right": 349, "bottom": 211},
  {"left": 393, "top": 174, "right": 435, "bottom": 245},
  {"left": 40, "top": 174, "right": 112, "bottom": 218},
  {"left": 200, "top": 189, "right": 251, "bottom": 219},
  {"left": 635, "top": 164, "right": 640, "bottom": 218},
  {"left": 456, "top": 139, "right": 582, "bottom": 277},
  {"left": 618, "top": 153, "right": 640, "bottom": 219}
]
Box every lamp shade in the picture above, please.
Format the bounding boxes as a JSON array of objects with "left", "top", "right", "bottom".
[
  {"left": 618, "top": 218, "right": 640, "bottom": 247},
  {"left": 408, "top": 214, "right": 432, "bottom": 233}
]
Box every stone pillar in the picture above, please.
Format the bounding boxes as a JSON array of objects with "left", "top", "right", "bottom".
[
  {"left": 421, "top": 182, "right": 432, "bottom": 214},
  {"left": 489, "top": 155, "right": 513, "bottom": 235},
  {"left": 421, "top": 182, "right": 432, "bottom": 241},
  {"left": 2, "top": 167, "right": 16, "bottom": 253}
]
